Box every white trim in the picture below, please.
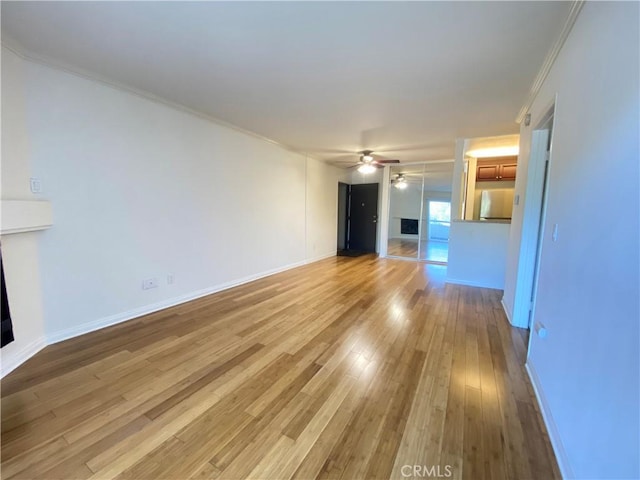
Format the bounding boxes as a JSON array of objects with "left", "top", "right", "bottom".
[
  {"left": 388, "top": 234, "right": 420, "bottom": 240},
  {"left": 511, "top": 127, "right": 551, "bottom": 329},
  {"left": 417, "top": 169, "right": 426, "bottom": 258},
  {"left": 384, "top": 255, "right": 420, "bottom": 263},
  {"left": 46, "top": 258, "right": 315, "bottom": 345},
  {"left": 378, "top": 166, "right": 391, "bottom": 258},
  {"left": 304, "top": 252, "right": 336, "bottom": 264},
  {"left": 515, "top": 1, "right": 584, "bottom": 123},
  {"left": 304, "top": 156, "right": 309, "bottom": 260},
  {"left": 526, "top": 362, "right": 573, "bottom": 479},
  {"left": 445, "top": 277, "right": 502, "bottom": 290},
  {"left": 0, "top": 336, "right": 47, "bottom": 377},
  {"left": 500, "top": 298, "right": 513, "bottom": 324}
]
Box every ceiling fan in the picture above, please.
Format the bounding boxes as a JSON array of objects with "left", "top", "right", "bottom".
[
  {"left": 390, "top": 170, "right": 442, "bottom": 189},
  {"left": 391, "top": 173, "right": 408, "bottom": 189},
  {"left": 352, "top": 150, "right": 400, "bottom": 174}
]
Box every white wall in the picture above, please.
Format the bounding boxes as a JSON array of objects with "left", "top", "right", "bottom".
[
  {"left": 450, "top": 139, "right": 466, "bottom": 220},
  {"left": 388, "top": 182, "right": 422, "bottom": 239},
  {"left": 446, "top": 221, "right": 510, "bottom": 289},
  {"left": 2, "top": 50, "right": 343, "bottom": 366},
  {"left": 504, "top": 3, "right": 640, "bottom": 478},
  {"left": 463, "top": 156, "right": 477, "bottom": 220},
  {"left": 0, "top": 48, "right": 48, "bottom": 374},
  {"left": 305, "top": 156, "right": 343, "bottom": 261}
]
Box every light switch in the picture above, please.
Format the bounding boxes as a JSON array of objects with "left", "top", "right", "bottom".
[
  {"left": 552, "top": 223, "right": 559, "bottom": 242},
  {"left": 514, "top": 194, "right": 520, "bottom": 206},
  {"left": 30, "top": 177, "right": 42, "bottom": 193}
]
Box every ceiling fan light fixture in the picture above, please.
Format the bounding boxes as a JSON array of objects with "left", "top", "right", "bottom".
[
  {"left": 360, "top": 150, "right": 374, "bottom": 163},
  {"left": 394, "top": 174, "right": 407, "bottom": 189},
  {"left": 357, "top": 164, "right": 376, "bottom": 174}
]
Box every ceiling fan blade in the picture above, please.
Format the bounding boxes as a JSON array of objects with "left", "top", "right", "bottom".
[
  {"left": 329, "top": 153, "right": 360, "bottom": 164},
  {"left": 347, "top": 163, "right": 364, "bottom": 170},
  {"left": 374, "top": 159, "right": 400, "bottom": 164}
]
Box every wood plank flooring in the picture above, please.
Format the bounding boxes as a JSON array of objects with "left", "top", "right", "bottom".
[
  {"left": 1, "top": 256, "right": 559, "bottom": 479},
  {"left": 386, "top": 239, "right": 448, "bottom": 263}
]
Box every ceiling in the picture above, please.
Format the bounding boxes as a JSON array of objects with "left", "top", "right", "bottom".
[{"left": 1, "top": 1, "right": 572, "bottom": 166}]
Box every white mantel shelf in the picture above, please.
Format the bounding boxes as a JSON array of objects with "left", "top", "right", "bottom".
[{"left": 1, "top": 200, "right": 53, "bottom": 235}]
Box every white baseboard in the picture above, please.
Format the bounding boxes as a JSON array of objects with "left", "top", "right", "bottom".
[
  {"left": 389, "top": 235, "right": 420, "bottom": 241},
  {"left": 304, "top": 251, "right": 336, "bottom": 264},
  {"left": 47, "top": 258, "right": 315, "bottom": 345},
  {"left": 383, "top": 255, "right": 421, "bottom": 263},
  {"left": 501, "top": 298, "right": 514, "bottom": 324},
  {"left": 4, "top": 255, "right": 335, "bottom": 376},
  {"left": 526, "top": 362, "right": 573, "bottom": 479},
  {"left": 445, "top": 276, "right": 503, "bottom": 290},
  {"left": 0, "top": 336, "right": 47, "bottom": 377}
]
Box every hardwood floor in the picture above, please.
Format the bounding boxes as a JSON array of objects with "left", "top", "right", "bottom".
[
  {"left": 1, "top": 256, "right": 559, "bottom": 479},
  {"left": 386, "top": 239, "right": 448, "bottom": 263},
  {"left": 387, "top": 238, "right": 420, "bottom": 258}
]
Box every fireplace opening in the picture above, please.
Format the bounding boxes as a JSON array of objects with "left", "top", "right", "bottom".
[
  {"left": 1, "top": 253, "right": 14, "bottom": 348},
  {"left": 400, "top": 218, "right": 419, "bottom": 235}
]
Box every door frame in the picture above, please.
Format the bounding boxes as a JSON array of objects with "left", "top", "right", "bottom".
[
  {"left": 336, "top": 182, "right": 350, "bottom": 252},
  {"left": 512, "top": 103, "right": 555, "bottom": 332}
]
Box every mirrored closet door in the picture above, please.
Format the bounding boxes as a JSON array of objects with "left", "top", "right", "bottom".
[
  {"left": 387, "top": 164, "right": 424, "bottom": 260},
  {"left": 387, "top": 162, "right": 453, "bottom": 263}
]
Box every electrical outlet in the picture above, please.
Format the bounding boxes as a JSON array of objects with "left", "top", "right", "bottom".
[
  {"left": 142, "top": 278, "right": 158, "bottom": 290},
  {"left": 167, "top": 273, "right": 174, "bottom": 285}
]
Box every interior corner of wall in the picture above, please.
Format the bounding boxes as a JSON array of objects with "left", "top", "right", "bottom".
[{"left": 500, "top": 297, "right": 514, "bottom": 325}]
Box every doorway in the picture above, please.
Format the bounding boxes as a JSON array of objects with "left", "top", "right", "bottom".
[
  {"left": 512, "top": 106, "right": 555, "bottom": 333},
  {"left": 528, "top": 117, "right": 553, "bottom": 329},
  {"left": 337, "top": 183, "right": 379, "bottom": 255}
]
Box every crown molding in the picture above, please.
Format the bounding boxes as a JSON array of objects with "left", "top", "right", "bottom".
[
  {"left": 1, "top": 40, "right": 320, "bottom": 162},
  {"left": 401, "top": 158, "right": 455, "bottom": 166},
  {"left": 515, "top": 0, "right": 585, "bottom": 124}
]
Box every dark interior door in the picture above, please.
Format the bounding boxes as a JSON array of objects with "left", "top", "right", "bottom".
[
  {"left": 349, "top": 183, "right": 378, "bottom": 252},
  {"left": 337, "top": 182, "right": 349, "bottom": 251}
]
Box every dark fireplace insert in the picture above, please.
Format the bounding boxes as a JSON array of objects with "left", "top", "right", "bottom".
[
  {"left": 400, "top": 218, "right": 419, "bottom": 235},
  {"left": 1, "top": 253, "right": 14, "bottom": 348}
]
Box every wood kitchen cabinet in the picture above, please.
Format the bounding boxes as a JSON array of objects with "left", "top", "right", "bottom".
[{"left": 476, "top": 156, "right": 518, "bottom": 182}]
